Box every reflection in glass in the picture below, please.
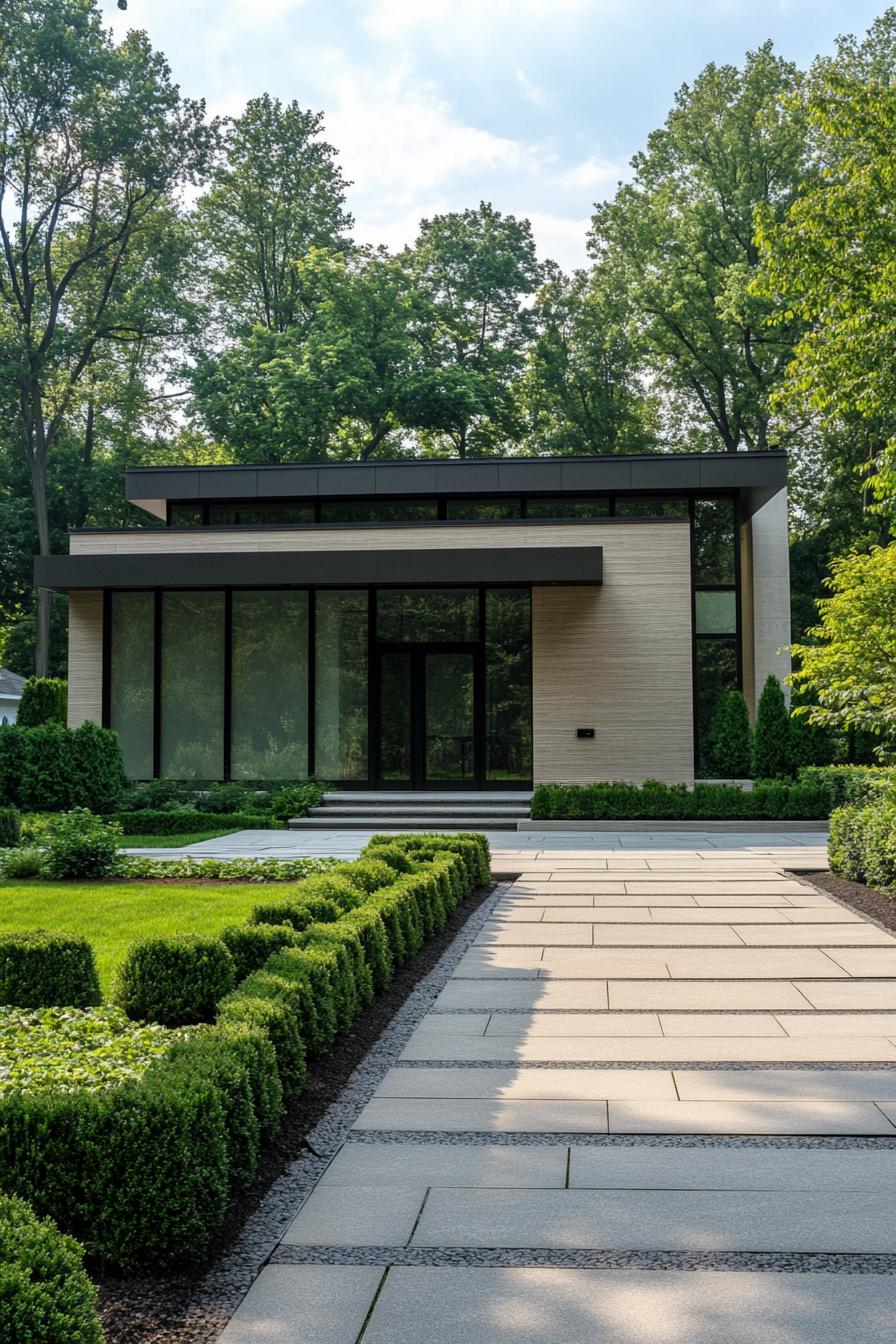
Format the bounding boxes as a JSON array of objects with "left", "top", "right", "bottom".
[
  {"left": 379, "top": 653, "right": 412, "bottom": 782},
  {"left": 695, "top": 589, "right": 737, "bottom": 635},
  {"left": 695, "top": 637, "right": 739, "bottom": 775},
  {"left": 231, "top": 591, "right": 309, "bottom": 779},
  {"left": 209, "top": 505, "right": 315, "bottom": 526},
  {"left": 109, "top": 592, "right": 155, "bottom": 777},
  {"left": 485, "top": 589, "right": 532, "bottom": 781},
  {"left": 693, "top": 497, "right": 736, "bottom": 584},
  {"left": 315, "top": 591, "right": 368, "bottom": 780},
  {"left": 160, "top": 592, "right": 224, "bottom": 778},
  {"left": 446, "top": 498, "right": 522, "bottom": 520},
  {"left": 377, "top": 589, "right": 478, "bottom": 642},
  {"left": 615, "top": 496, "right": 689, "bottom": 518},
  {"left": 169, "top": 506, "right": 204, "bottom": 527},
  {"left": 525, "top": 497, "right": 609, "bottom": 519},
  {"left": 320, "top": 500, "right": 438, "bottom": 524},
  {"left": 425, "top": 653, "right": 475, "bottom": 781}
]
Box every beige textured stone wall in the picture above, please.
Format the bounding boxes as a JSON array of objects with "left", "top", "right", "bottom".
[
  {"left": 67, "top": 590, "right": 103, "bottom": 727},
  {"left": 532, "top": 522, "right": 694, "bottom": 787}
]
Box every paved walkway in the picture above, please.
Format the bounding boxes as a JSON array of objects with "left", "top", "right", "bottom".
[{"left": 219, "top": 844, "right": 896, "bottom": 1343}]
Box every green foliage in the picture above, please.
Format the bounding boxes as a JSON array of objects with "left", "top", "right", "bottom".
[
  {"left": 269, "top": 782, "right": 325, "bottom": 822},
  {"left": 0, "top": 807, "right": 20, "bottom": 849},
  {"left": 362, "top": 842, "right": 415, "bottom": 874},
  {"left": 791, "top": 546, "right": 896, "bottom": 742},
  {"left": 0, "top": 848, "right": 45, "bottom": 880},
  {"left": 115, "top": 936, "right": 236, "bottom": 1026},
  {"left": 829, "top": 800, "right": 896, "bottom": 892},
  {"left": 0, "top": 724, "right": 124, "bottom": 813},
  {"left": 798, "top": 765, "right": 894, "bottom": 810},
  {"left": 16, "top": 679, "right": 67, "bottom": 727},
  {"left": 219, "top": 923, "right": 300, "bottom": 982},
  {"left": 0, "top": 1195, "right": 103, "bottom": 1344},
  {"left": 337, "top": 857, "right": 401, "bottom": 893},
  {"left": 249, "top": 896, "right": 341, "bottom": 932},
  {"left": 115, "top": 809, "right": 276, "bottom": 835},
  {"left": 530, "top": 779, "right": 830, "bottom": 821},
  {"left": 0, "top": 1007, "right": 178, "bottom": 1095},
  {"left": 0, "top": 933, "right": 100, "bottom": 1009},
  {"left": 710, "top": 690, "right": 752, "bottom": 778},
  {"left": 42, "top": 810, "right": 122, "bottom": 880},
  {"left": 119, "top": 854, "right": 331, "bottom": 881},
  {"left": 287, "top": 871, "right": 367, "bottom": 911},
  {"left": 752, "top": 677, "right": 794, "bottom": 779}
]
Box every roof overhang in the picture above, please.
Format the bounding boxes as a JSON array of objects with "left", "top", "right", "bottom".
[
  {"left": 35, "top": 545, "right": 603, "bottom": 593},
  {"left": 125, "top": 451, "right": 788, "bottom": 521}
]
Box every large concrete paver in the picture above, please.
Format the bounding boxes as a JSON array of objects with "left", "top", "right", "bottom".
[
  {"left": 567, "top": 1144, "right": 896, "bottom": 1191},
  {"left": 218, "top": 1265, "right": 382, "bottom": 1343},
  {"left": 361, "top": 1267, "right": 896, "bottom": 1344},
  {"left": 318, "top": 1143, "right": 569, "bottom": 1189}
]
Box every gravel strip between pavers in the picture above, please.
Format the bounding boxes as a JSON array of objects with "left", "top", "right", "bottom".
[
  {"left": 392, "top": 1058, "right": 896, "bottom": 1071},
  {"left": 269, "top": 1245, "right": 896, "bottom": 1275},
  {"left": 345, "top": 1130, "right": 896, "bottom": 1149}
]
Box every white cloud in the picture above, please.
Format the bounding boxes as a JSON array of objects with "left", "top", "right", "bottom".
[
  {"left": 526, "top": 210, "right": 591, "bottom": 270},
  {"left": 515, "top": 68, "right": 550, "bottom": 109},
  {"left": 559, "top": 153, "right": 628, "bottom": 191},
  {"left": 362, "top": 0, "right": 593, "bottom": 45}
]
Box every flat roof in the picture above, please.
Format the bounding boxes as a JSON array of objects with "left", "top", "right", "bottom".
[{"left": 125, "top": 451, "right": 787, "bottom": 520}]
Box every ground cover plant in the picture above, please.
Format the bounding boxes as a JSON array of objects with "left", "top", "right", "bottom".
[
  {"left": 0, "top": 1007, "right": 185, "bottom": 1095},
  {"left": 0, "top": 834, "right": 490, "bottom": 1273}
]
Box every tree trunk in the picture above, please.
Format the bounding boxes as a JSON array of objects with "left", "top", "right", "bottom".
[{"left": 30, "top": 413, "right": 53, "bottom": 678}]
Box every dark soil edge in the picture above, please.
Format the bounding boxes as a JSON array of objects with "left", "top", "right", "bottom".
[
  {"left": 800, "top": 869, "right": 896, "bottom": 932},
  {"left": 95, "top": 881, "right": 498, "bottom": 1344}
]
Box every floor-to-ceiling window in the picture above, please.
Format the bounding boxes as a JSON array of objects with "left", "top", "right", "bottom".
[
  {"left": 485, "top": 589, "right": 532, "bottom": 783},
  {"left": 231, "top": 591, "right": 309, "bottom": 778},
  {"left": 108, "top": 592, "right": 155, "bottom": 778},
  {"left": 692, "top": 497, "right": 740, "bottom": 774},
  {"left": 159, "top": 592, "right": 225, "bottom": 778},
  {"left": 314, "top": 590, "right": 369, "bottom": 780}
]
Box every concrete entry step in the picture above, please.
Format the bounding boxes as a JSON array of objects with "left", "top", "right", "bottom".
[
  {"left": 289, "top": 815, "right": 522, "bottom": 830},
  {"left": 290, "top": 789, "right": 533, "bottom": 830}
]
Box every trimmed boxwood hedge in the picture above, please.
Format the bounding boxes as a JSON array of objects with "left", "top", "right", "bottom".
[
  {"left": 0, "top": 1194, "right": 103, "bottom": 1344},
  {"left": 0, "top": 832, "right": 490, "bottom": 1272},
  {"left": 0, "top": 932, "right": 100, "bottom": 1009},
  {"left": 529, "top": 779, "right": 830, "bottom": 821},
  {"left": 829, "top": 799, "right": 896, "bottom": 893},
  {"left": 115, "top": 808, "right": 278, "bottom": 835},
  {"left": 0, "top": 721, "right": 123, "bottom": 814},
  {"left": 115, "top": 935, "right": 236, "bottom": 1026}
]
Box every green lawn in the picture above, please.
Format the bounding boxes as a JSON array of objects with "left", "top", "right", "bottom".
[
  {"left": 0, "top": 881, "right": 291, "bottom": 994},
  {"left": 120, "top": 829, "right": 242, "bottom": 847}
]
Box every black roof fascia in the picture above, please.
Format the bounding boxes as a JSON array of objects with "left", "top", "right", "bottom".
[
  {"left": 34, "top": 545, "right": 604, "bottom": 593},
  {"left": 125, "top": 452, "right": 787, "bottom": 519}
]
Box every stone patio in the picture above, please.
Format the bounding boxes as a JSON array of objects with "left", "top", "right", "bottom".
[{"left": 216, "top": 834, "right": 896, "bottom": 1343}]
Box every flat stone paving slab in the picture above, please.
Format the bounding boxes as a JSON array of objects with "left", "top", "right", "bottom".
[
  {"left": 674, "top": 1068, "right": 896, "bottom": 1102},
  {"left": 375, "top": 1066, "right": 678, "bottom": 1101},
  {"left": 608, "top": 1099, "right": 896, "bottom": 1135},
  {"left": 399, "top": 1033, "right": 896, "bottom": 1063},
  {"left": 353, "top": 1098, "right": 609, "bottom": 1133},
  {"left": 319, "top": 1143, "right": 569, "bottom": 1189},
  {"left": 607, "top": 979, "right": 815, "bottom": 1009},
  {"left": 361, "top": 1267, "right": 896, "bottom": 1344},
  {"left": 568, "top": 1144, "right": 896, "bottom": 1191},
  {"left": 409, "top": 1186, "right": 896, "bottom": 1252},
  {"left": 218, "top": 1264, "right": 382, "bottom": 1343}
]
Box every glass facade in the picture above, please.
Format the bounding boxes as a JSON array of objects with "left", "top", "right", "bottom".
[
  {"left": 377, "top": 589, "right": 478, "bottom": 642},
  {"left": 485, "top": 589, "right": 532, "bottom": 782},
  {"left": 314, "top": 590, "right": 369, "bottom": 780},
  {"left": 231, "top": 591, "right": 309, "bottom": 779},
  {"left": 159, "top": 592, "right": 225, "bottom": 778},
  {"left": 108, "top": 592, "right": 155, "bottom": 778},
  {"left": 692, "top": 497, "right": 740, "bottom": 774}
]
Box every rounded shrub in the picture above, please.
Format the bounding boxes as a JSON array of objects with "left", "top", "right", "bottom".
[
  {"left": 0, "top": 805, "right": 21, "bottom": 849},
  {"left": 0, "top": 931, "right": 100, "bottom": 1008},
  {"left": 337, "top": 857, "right": 397, "bottom": 893},
  {"left": 42, "top": 809, "right": 122, "bottom": 880},
  {"left": 220, "top": 922, "right": 299, "bottom": 981},
  {"left": 361, "top": 840, "right": 415, "bottom": 873},
  {"left": 16, "top": 677, "right": 67, "bottom": 727},
  {"left": 249, "top": 895, "right": 341, "bottom": 932},
  {"left": 291, "top": 871, "right": 366, "bottom": 911},
  {"left": 115, "top": 935, "right": 236, "bottom": 1025},
  {"left": 0, "top": 1195, "right": 103, "bottom": 1344},
  {"left": 0, "top": 847, "right": 45, "bottom": 880}
]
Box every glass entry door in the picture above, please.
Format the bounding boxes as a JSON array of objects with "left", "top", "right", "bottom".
[{"left": 377, "top": 646, "right": 477, "bottom": 788}]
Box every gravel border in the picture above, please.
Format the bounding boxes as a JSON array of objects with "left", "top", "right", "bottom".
[{"left": 344, "top": 1130, "right": 896, "bottom": 1149}]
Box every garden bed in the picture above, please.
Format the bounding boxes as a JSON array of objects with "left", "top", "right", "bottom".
[
  {"left": 93, "top": 875, "right": 495, "bottom": 1344},
  {"left": 805, "top": 870, "right": 896, "bottom": 936}
]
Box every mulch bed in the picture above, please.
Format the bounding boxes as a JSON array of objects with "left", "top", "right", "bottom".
[
  {"left": 94, "top": 880, "right": 497, "bottom": 1344},
  {"left": 803, "top": 869, "right": 896, "bottom": 933}
]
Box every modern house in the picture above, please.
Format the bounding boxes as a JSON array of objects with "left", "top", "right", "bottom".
[
  {"left": 36, "top": 452, "right": 790, "bottom": 792},
  {"left": 0, "top": 667, "right": 25, "bottom": 726}
]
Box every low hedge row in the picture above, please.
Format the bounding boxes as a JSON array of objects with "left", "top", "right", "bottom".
[
  {"left": 0, "top": 832, "right": 490, "bottom": 1272},
  {"left": 0, "top": 932, "right": 100, "bottom": 1009},
  {"left": 829, "top": 799, "right": 896, "bottom": 893},
  {"left": 115, "top": 809, "right": 279, "bottom": 835},
  {"left": 0, "top": 1194, "right": 103, "bottom": 1344},
  {"left": 530, "top": 779, "right": 830, "bottom": 821}
]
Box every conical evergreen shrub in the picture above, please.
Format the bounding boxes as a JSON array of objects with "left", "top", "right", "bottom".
[
  {"left": 752, "top": 675, "right": 793, "bottom": 779},
  {"left": 710, "top": 690, "right": 751, "bottom": 778}
]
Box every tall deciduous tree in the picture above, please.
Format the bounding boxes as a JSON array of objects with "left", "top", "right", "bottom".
[
  {"left": 589, "top": 42, "right": 811, "bottom": 453},
  {"left": 196, "top": 95, "right": 351, "bottom": 337},
  {"left": 517, "top": 263, "right": 657, "bottom": 455},
  {"left": 0, "top": 0, "right": 212, "bottom": 673},
  {"left": 404, "top": 202, "right": 542, "bottom": 457},
  {"left": 755, "top": 11, "right": 896, "bottom": 522}
]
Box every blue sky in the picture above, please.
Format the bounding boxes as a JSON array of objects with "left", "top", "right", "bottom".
[{"left": 101, "top": 0, "right": 884, "bottom": 270}]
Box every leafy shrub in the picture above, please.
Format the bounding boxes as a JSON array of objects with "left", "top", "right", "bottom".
[
  {"left": 709, "top": 690, "right": 751, "bottom": 778},
  {"left": 289, "top": 871, "right": 367, "bottom": 911},
  {"left": 0, "top": 723, "right": 123, "bottom": 813},
  {"left": 0, "top": 1007, "right": 178, "bottom": 1095},
  {"left": 0, "top": 847, "right": 46, "bottom": 879},
  {"left": 340, "top": 904, "right": 393, "bottom": 991},
  {"left": 358, "top": 840, "right": 415, "bottom": 874},
  {"left": 830, "top": 800, "right": 896, "bottom": 892},
  {"left": 0, "top": 1194, "right": 103, "bottom": 1344},
  {"left": 0, "top": 933, "right": 100, "bottom": 1009},
  {"left": 0, "top": 806, "right": 20, "bottom": 849},
  {"left": 337, "top": 856, "right": 397, "bottom": 893},
  {"left": 115, "top": 935, "right": 236, "bottom": 1026},
  {"left": 115, "top": 808, "right": 277, "bottom": 835},
  {"left": 195, "top": 782, "right": 259, "bottom": 814},
  {"left": 798, "top": 765, "right": 894, "bottom": 810},
  {"left": 16, "top": 677, "right": 67, "bottom": 727},
  {"left": 42, "top": 809, "right": 122, "bottom": 879},
  {"left": 249, "top": 895, "right": 341, "bottom": 932},
  {"left": 218, "top": 988, "right": 308, "bottom": 1099},
  {"left": 18, "top": 812, "right": 55, "bottom": 844},
  {"left": 368, "top": 832, "right": 490, "bottom": 889},
  {"left": 119, "top": 854, "right": 334, "bottom": 881},
  {"left": 752, "top": 676, "right": 794, "bottom": 779},
  {"left": 220, "top": 922, "right": 299, "bottom": 981},
  {"left": 269, "top": 781, "right": 325, "bottom": 822}
]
